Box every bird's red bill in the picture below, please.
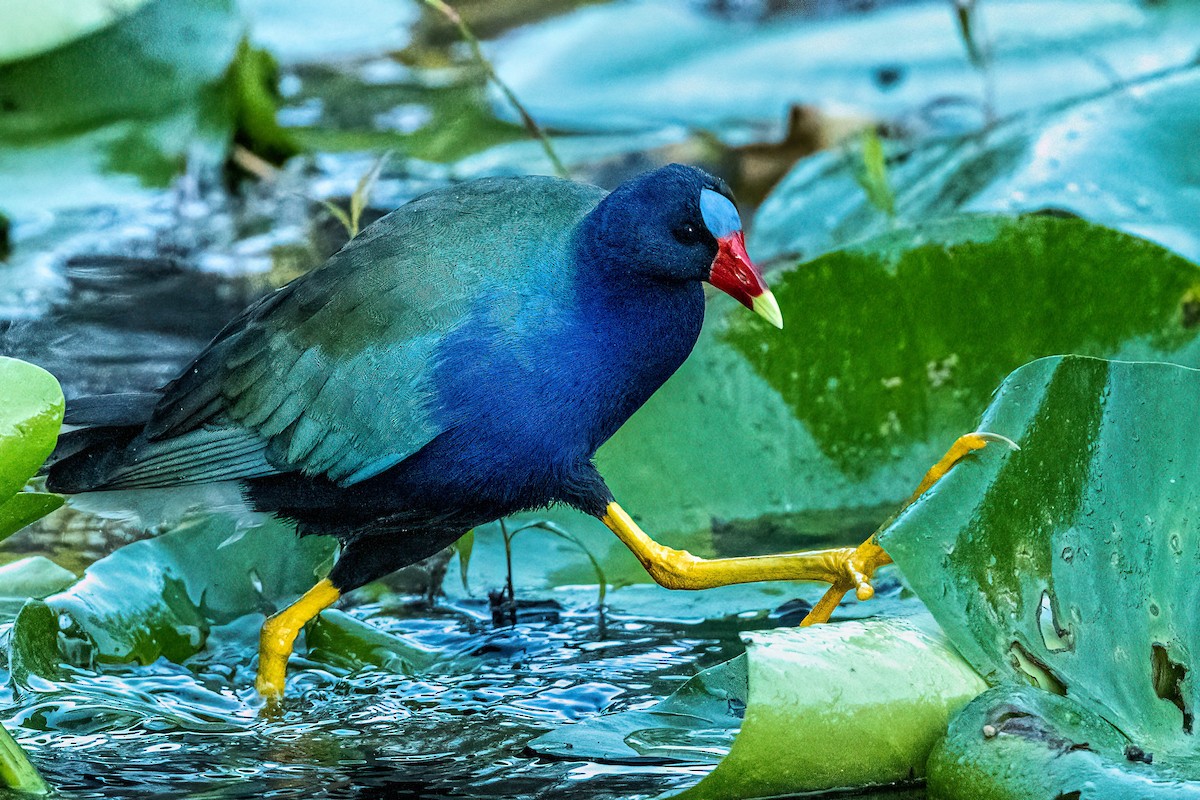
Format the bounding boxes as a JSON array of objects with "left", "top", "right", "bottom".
[{"left": 708, "top": 232, "right": 783, "bottom": 328}]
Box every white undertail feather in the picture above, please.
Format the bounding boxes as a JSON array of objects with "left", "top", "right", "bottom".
[{"left": 66, "top": 481, "right": 271, "bottom": 534}]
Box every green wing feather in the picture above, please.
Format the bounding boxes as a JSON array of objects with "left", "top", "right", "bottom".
[{"left": 103, "top": 177, "right": 604, "bottom": 490}]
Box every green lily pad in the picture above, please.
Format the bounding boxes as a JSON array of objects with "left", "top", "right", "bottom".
[
  {"left": 0, "top": 557, "right": 76, "bottom": 600},
  {"left": 530, "top": 619, "right": 986, "bottom": 797},
  {"left": 0, "top": 494, "right": 64, "bottom": 544},
  {"left": 0, "top": 720, "right": 47, "bottom": 795},
  {"left": 0, "top": 357, "right": 64, "bottom": 499},
  {"left": 0, "top": 0, "right": 243, "bottom": 216},
  {"left": 0, "top": 0, "right": 151, "bottom": 64},
  {"left": 305, "top": 609, "right": 441, "bottom": 676},
  {"left": 751, "top": 67, "right": 1200, "bottom": 266},
  {"left": 928, "top": 685, "right": 1200, "bottom": 800},
  {"left": 880, "top": 356, "right": 1200, "bottom": 795},
  {"left": 10, "top": 514, "right": 334, "bottom": 672},
  {"left": 488, "top": 0, "right": 1199, "bottom": 140},
  {"left": 0, "top": 357, "right": 65, "bottom": 542}
]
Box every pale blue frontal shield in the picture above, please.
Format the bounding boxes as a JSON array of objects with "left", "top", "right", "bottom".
[{"left": 699, "top": 189, "right": 742, "bottom": 238}]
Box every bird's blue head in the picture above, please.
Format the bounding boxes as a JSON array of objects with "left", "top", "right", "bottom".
[{"left": 581, "top": 163, "right": 782, "bottom": 328}]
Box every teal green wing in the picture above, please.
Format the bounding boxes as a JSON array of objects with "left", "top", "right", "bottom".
[{"left": 100, "top": 177, "right": 603, "bottom": 490}]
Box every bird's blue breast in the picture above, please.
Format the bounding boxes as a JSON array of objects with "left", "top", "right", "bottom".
[{"left": 410, "top": 260, "right": 704, "bottom": 513}]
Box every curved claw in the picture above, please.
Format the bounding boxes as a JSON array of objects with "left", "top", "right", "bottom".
[{"left": 968, "top": 430, "right": 1020, "bottom": 451}]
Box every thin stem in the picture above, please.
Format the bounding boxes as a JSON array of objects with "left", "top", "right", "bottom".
[
  {"left": 499, "top": 518, "right": 515, "bottom": 605},
  {"left": 422, "top": 0, "right": 570, "bottom": 179}
]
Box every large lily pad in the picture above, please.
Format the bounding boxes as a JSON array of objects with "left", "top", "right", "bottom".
[
  {"left": 880, "top": 356, "right": 1200, "bottom": 794},
  {"left": 530, "top": 619, "right": 986, "bottom": 798},
  {"left": 751, "top": 67, "right": 1200, "bottom": 266},
  {"left": 11, "top": 515, "right": 334, "bottom": 670},
  {"left": 488, "top": 0, "right": 1200, "bottom": 141}
]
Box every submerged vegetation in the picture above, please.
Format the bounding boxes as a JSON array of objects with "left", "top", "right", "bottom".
[{"left": 2, "top": 1, "right": 1199, "bottom": 798}]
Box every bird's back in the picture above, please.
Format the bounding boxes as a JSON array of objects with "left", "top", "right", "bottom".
[{"left": 49, "top": 177, "right": 608, "bottom": 495}]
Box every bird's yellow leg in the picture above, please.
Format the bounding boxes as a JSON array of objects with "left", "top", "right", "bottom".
[
  {"left": 799, "top": 431, "right": 1017, "bottom": 626},
  {"left": 601, "top": 504, "right": 874, "bottom": 596},
  {"left": 256, "top": 578, "right": 340, "bottom": 701}
]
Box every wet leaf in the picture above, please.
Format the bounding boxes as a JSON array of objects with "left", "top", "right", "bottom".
[
  {"left": 0, "top": 358, "right": 64, "bottom": 500},
  {"left": 0, "top": 557, "right": 77, "bottom": 623},
  {"left": 0, "top": 0, "right": 243, "bottom": 215},
  {"left": 488, "top": 0, "right": 1199, "bottom": 141},
  {"left": 0, "top": 557, "right": 75, "bottom": 599},
  {"left": 11, "top": 515, "right": 334, "bottom": 668},
  {"left": 0, "top": 494, "right": 63, "bottom": 544},
  {"left": 0, "top": 718, "right": 47, "bottom": 795},
  {"left": 0, "top": 0, "right": 151, "bottom": 64},
  {"left": 9, "top": 600, "right": 63, "bottom": 686},
  {"left": 928, "top": 685, "right": 1199, "bottom": 800},
  {"left": 751, "top": 67, "right": 1200, "bottom": 266},
  {"left": 305, "top": 609, "right": 443, "bottom": 676},
  {"left": 0, "top": 357, "right": 64, "bottom": 542},
  {"left": 880, "top": 356, "right": 1200, "bottom": 794},
  {"left": 531, "top": 618, "right": 986, "bottom": 798},
  {"left": 677, "top": 620, "right": 986, "bottom": 799},
  {"left": 529, "top": 651, "right": 747, "bottom": 765}
]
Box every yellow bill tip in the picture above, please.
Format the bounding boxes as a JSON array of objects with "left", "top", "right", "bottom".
[{"left": 752, "top": 289, "right": 784, "bottom": 329}]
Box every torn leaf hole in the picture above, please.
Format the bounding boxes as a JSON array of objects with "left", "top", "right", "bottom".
[
  {"left": 1151, "top": 644, "right": 1193, "bottom": 734},
  {"left": 1010, "top": 641, "right": 1067, "bottom": 695},
  {"left": 1038, "top": 589, "right": 1073, "bottom": 653},
  {"left": 986, "top": 703, "right": 1092, "bottom": 753}
]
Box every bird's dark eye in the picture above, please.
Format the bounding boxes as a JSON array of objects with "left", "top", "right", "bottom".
[{"left": 673, "top": 223, "right": 702, "bottom": 245}]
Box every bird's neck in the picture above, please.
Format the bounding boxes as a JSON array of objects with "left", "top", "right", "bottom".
[{"left": 564, "top": 228, "right": 706, "bottom": 452}]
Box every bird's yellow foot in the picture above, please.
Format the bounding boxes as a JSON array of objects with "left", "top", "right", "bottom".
[
  {"left": 256, "top": 578, "right": 340, "bottom": 703},
  {"left": 799, "top": 536, "right": 891, "bottom": 626},
  {"left": 799, "top": 431, "right": 1018, "bottom": 625}
]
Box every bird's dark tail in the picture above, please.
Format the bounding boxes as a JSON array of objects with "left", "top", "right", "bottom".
[{"left": 44, "top": 392, "right": 159, "bottom": 494}]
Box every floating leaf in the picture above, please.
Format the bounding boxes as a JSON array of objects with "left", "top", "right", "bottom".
[
  {"left": 10, "top": 515, "right": 334, "bottom": 671},
  {"left": 531, "top": 619, "right": 986, "bottom": 798},
  {"left": 0, "top": 557, "right": 76, "bottom": 600},
  {"left": 0, "top": 357, "right": 64, "bottom": 542},
  {"left": 0, "top": 0, "right": 151, "bottom": 64},
  {"left": 0, "top": 0, "right": 243, "bottom": 215},
  {"left": 305, "top": 609, "right": 443, "bottom": 676},
  {"left": 751, "top": 67, "right": 1200, "bottom": 265},
  {"left": 929, "top": 685, "right": 1199, "bottom": 800},
  {"left": 488, "top": 0, "right": 1199, "bottom": 140},
  {"left": 880, "top": 356, "right": 1200, "bottom": 795},
  {"left": 529, "top": 651, "right": 746, "bottom": 766},
  {"left": 0, "top": 720, "right": 47, "bottom": 795}
]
